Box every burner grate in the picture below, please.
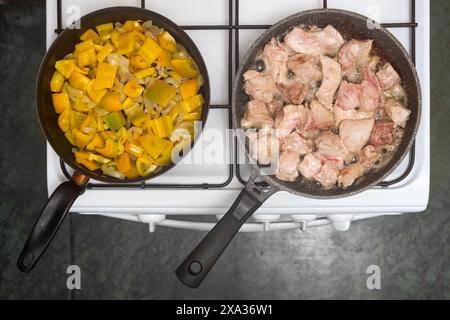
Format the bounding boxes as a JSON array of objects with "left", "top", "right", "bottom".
[{"left": 56, "top": 0, "right": 418, "bottom": 189}]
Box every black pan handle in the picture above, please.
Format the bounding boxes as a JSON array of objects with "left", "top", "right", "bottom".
[
  {"left": 175, "top": 171, "right": 278, "bottom": 288},
  {"left": 17, "top": 173, "right": 88, "bottom": 272}
]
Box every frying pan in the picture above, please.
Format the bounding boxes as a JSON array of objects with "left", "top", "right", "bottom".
[
  {"left": 17, "top": 7, "right": 210, "bottom": 272},
  {"left": 176, "top": 9, "right": 421, "bottom": 288}
]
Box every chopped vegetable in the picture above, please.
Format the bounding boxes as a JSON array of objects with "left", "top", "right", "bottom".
[
  {"left": 55, "top": 59, "right": 75, "bottom": 78},
  {"left": 96, "top": 23, "right": 114, "bottom": 41},
  {"left": 150, "top": 115, "right": 174, "bottom": 138},
  {"left": 52, "top": 92, "right": 71, "bottom": 113},
  {"left": 50, "top": 71, "right": 65, "bottom": 92},
  {"left": 117, "top": 152, "right": 132, "bottom": 173},
  {"left": 180, "top": 94, "right": 204, "bottom": 113},
  {"left": 96, "top": 42, "right": 114, "bottom": 63},
  {"left": 158, "top": 31, "right": 177, "bottom": 52},
  {"left": 136, "top": 157, "right": 157, "bottom": 176},
  {"left": 170, "top": 58, "right": 199, "bottom": 78},
  {"left": 69, "top": 70, "right": 90, "bottom": 90},
  {"left": 123, "top": 79, "right": 144, "bottom": 98},
  {"left": 130, "top": 55, "right": 150, "bottom": 69},
  {"left": 139, "top": 134, "right": 172, "bottom": 159},
  {"left": 180, "top": 78, "right": 199, "bottom": 100},
  {"left": 145, "top": 79, "right": 176, "bottom": 106},
  {"left": 134, "top": 67, "right": 157, "bottom": 79},
  {"left": 123, "top": 20, "right": 143, "bottom": 32},
  {"left": 117, "top": 32, "right": 136, "bottom": 56},
  {"left": 102, "top": 92, "right": 122, "bottom": 111},
  {"left": 137, "top": 37, "right": 162, "bottom": 64},
  {"left": 94, "top": 63, "right": 118, "bottom": 90},
  {"left": 103, "top": 111, "right": 126, "bottom": 131},
  {"left": 80, "top": 29, "right": 101, "bottom": 42},
  {"left": 156, "top": 49, "right": 172, "bottom": 68},
  {"left": 58, "top": 110, "right": 71, "bottom": 132}
]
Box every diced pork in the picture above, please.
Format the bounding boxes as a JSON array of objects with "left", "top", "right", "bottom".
[
  {"left": 274, "top": 104, "right": 306, "bottom": 138},
  {"left": 295, "top": 107, "right": 319, "bottom": 139},
  {"left": 339, "top": 118, "right": 375, "bottom": 152},
  {"left": 240, "top": 100, "right": 273, "bottom": 129},
  {"left": 246, "top": 129, "right": 279, "bottom": 165},
  {"left": 266, "top": 99, "right": 283, "bottom": 116},
  {"left": 376, "top": 63, "right": 400, "bottom": 90},
  {"left": 280, "top": 132, "right": 313, "bottom": 155},
  {"left": 314, "top": 161, "right": 339, "bottom": 189},
  {"left": 337, "top": 39, "right": 372, "bottom": 81},
  {"left": 316, "top": 55, "right": 342, "bottom": 111},
  {"left": 275, "top": 150, "right": 300, "bottom": 182},
  {"left": 315, "top": 131, "right": 350, "bottom": 161},
  {"left": 298, "top": 154, "right": 322, "bottom": 180},
  {"left": 369, "top": 121, "right": 395, "bottom": 146},
  {"left": 243, "top": 70, "right": 276, "bottom": 103},
  {"left": 285, "top": 25, "right": 344, "bottom": 57},
  {"left": 385, "top": 99, "right": 411, "bottom": 128},
  {"left": 263, "top": 38, "right": 290, "bottom": 84},
  {"left": 335, "top": 80, "right": 361, "bottom": 110},
  {"left": 276, "top": 82, "right": 308, "bottom": 105},
  {"left": 286, "top": 54, "right": 322, "bottom": 83},
  {"left": 338, "top": 145, "right": 381, "bottom": 188},
  {"left": 359, "top": 62, "right": 382, "bottom": 111},
  {"left": 310, "top": 99, "right": 334, "bottom": 130},
  {"left": 333, "top": 104, "right": 375, "bottom": 127}
]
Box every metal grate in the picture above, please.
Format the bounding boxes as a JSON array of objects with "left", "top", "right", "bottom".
[{"left": 56, "top": 0, "right": 417, "bottom": 189}]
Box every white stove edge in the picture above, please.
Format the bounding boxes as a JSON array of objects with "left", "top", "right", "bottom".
[{"left": 44, "top": 0, "right": 430, "bottom": 230}]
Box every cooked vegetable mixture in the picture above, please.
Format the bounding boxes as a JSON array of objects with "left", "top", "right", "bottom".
[{"left": 50, "top": 20, "right": 204, "bottom": 179}]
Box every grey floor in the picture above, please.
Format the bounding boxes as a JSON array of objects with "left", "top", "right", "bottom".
[{"left": 0, "top": 0, "right": 449, "bottom": 299}]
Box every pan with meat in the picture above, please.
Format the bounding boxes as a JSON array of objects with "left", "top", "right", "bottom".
[{"left": 176, "top": 9, "right": 420, "bottom": 288}]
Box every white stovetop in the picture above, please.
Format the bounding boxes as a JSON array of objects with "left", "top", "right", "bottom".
[{"left": 45, "top": 0, "right": 430, "bottom": 221}]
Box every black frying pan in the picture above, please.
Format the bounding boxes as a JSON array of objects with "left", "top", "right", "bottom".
[
  {"left": 17, "top": 7, "right": 210, "bottom": 272},
  {"left": 176, "top": 9, "right": 421, "bottom": 288}
]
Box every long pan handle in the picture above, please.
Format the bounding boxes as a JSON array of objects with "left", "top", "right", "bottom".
[
  {"left": 176, "top": 173, "right": 277, "bottom": 288},
  {"left": 17, "top": 173, "right": 88, "bottom": 272}
]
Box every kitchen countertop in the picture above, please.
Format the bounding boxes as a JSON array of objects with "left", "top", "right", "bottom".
[{"left": 0, "top": 0, "right": 448, "bottom": 299}]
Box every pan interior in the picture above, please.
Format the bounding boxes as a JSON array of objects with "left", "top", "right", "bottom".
[
  {"left": 37, "top": 7, "right": 210, "bottom": 183},
  {"left": 233, "top": 9, "right": 421, "bottom": 199}
]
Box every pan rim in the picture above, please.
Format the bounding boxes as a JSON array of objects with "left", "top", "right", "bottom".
[
  {"left": 232, "top": 8, "right": 422, "bottom": 199},
  {"left": 36, "top": 6, "right": 211, "bottom": 184}
]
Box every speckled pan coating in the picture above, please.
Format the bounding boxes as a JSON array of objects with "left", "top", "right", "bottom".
[{"left": 233, "top": 9, "right": 421, "bottom": 199}]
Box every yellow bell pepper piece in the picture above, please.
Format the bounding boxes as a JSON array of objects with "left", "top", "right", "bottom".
[
  {"left": 74, "top": 65, "right": 89, "bottom": 75},
  {"left": 117, "top": 152, "right": 132, "bottom": 173},
  {"left": 94, "top": 63, "right": 118, "bottom": 90},
  {"left": 123, "top": 20, "right": 143, "bottom": 32},
  {"left": 145, "top": 79, "right": 176, "bottom": 106},
  {"left": 102, "top": 92, "right": 122, "bottom": 112},
  {"left": 75, "top": 151, "right": 91, "bottom": 160},
  {"left": 122, "top": 97, "right": 136, "bottom": 111},
  {"left": 179, "top": 78, "right": 199, "bottom": 100},
  {"left": 103, "top": 111, "right": 126, "bottom": 131},
  {"left": 55, "top": 59, "right": 75, "bottom": 78},
  {"left": 137, "top": 37, "right": 162, "bottom": 64},
  {"left": 87, "top": 80, "right": 106, "bottom": 105},
  {"left": 75, "top": 39, "right": 94, "bottom": 54},
  {"left": 139, "top": 134, "right": 173, "bottom": 159},
  {"left": 167, "top": 70, "right": 182, "bottom": 81},
  {"left": 125, "top": 164, "right": 140, "bottom": 179},
  {"left": 80, "top": 29, "right": 100, "bottom": 43},
  {"left": 70, "top": 110, "right": 85, "bottom": 130},
  {"left": 50, "top": 71, "right": 65, "bottom": 92},
  {"left": 117, "top": 32, "right": 135, "bottom": 56},
  {"left": 79, "top": 114, "right": 96, "bottom": 131},
  {"left": 86, "top": 133, "right": 105, "bottom": 151},
  {"left": 125, "top": 142, "right": 144, "bottom": 157},
  {"left": 96, "top": 42, "right": 114, "bottom": 63},
  {"left": 96, "top": 23, "right": 114, "bottom": 41},
  {"left": 156, "top": 49, "right": 172, "bottom": 68},
  {"left": 134, "top": 67, "right": 157, "bottom": 79},
  {"left": 69, "top": 70, "right": 90, "bottom": 90},
  {"left": 73, "top": 97, "right": 90, "bottom": 113},
  {"left": 136, "top": 157, "right": 157, "bottom": 176},
  {"left": 74, "top": 131, "right": 93, "bottom": 149},
  {"left": 64, "top": 131, "right": 76, "bottom": 145},
  {"left": 88, "top": 153, "right": 111, "bottom": 164},
  {"left": 183, "top": 111, "right": 202, "bottom": 121},
  {"left": 58, "top": 110, "right": 71, "bottom": 132},
  {"left": 130, "top": 55, "right": 150, "bottom": 69},
  {"left": 76, "top": 158, "right": 101, "bottom": 171},
  {"left": 154, "top": 147, "right": 173, "bottom": 166},
  {"left": 170, "top": 58, "right": 199, "bottom": 78},
  {"left": 93, "top": 44, "right": 104, "bottom": 52},
  {"left": 158, "top": 31, "right": 177, "bottom": 53},
  {"left": 167, "top": 104, "right": 180, "bottom": 122},
  {"left": 110, "top": 29, "right": 121, "bottom": 47},
  {"left": 150, "top": 115, "right": 174, "bottom": 138},
  {"left": 123, "top": 79, "right": 144, "bottom": 98},
  {"left": 96, "top": 138, "right": 120, "bottom": 158},
  {"left": 77, "top": 47, "right": 97, "bottom": 67},
  {"left": 52, "top": 92, "right": 71, "bottom": 114},
  {"left": 132, "top": 30, "right": 147, "bottom": 42},
  {"left": 180, "top": 94, "right": 204, "bottom": 113}
]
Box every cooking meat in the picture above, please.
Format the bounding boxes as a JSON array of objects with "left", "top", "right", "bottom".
[
  {"left": 359, "top": 61, "right": 382, "bottom": 111},
  {"left": 280, "top": 132, "right": 313, "bottom": 155},
  {"left": 316, "top": 55, "right": 342, "bottom": 111},
  {"left": 337, "top": 39, "right": 372, "bottom": 81},
  {"left": 275, "top": 150, "right": 300, "bottom": 182},
  {"left": 339, "top": 118, "right": 375, "bottom": 152},
  {"left": 243, "top": 70, "right": 276, "bottom": 103},
  {"left": 338, "top": 145, "right": 380, "bottom": 188},
  {"left": 310, "top": 99, "right": 334, "bottom": 130},
  {"left": 263, "top": 38, "right": 290, "bottom": 84},
  {"left": 335, "top": 80, "right": 361, "bottom": 110},
  {"left": 246, "top": 129, "right": 279, "bottom": 165},
  {"left": 286, "top": 54, "right": 322, "bottom": 83},
  {"left": 274, "top": 104, "right": 306, "bottom": 138},
  {"left": 298, "top": 154, "right": 322, "bottom": 180},
  {"left": 242, "top": 23, "right": 410, "bottom": 188},
  {"left": 369, "top": 121, "right": 395, "bottom": 146},
  {"left": 314, "top": 160, "right": 339, "bottom": 189},
  {"left": 315, "top": 131, "right": 350, "bottom": 161},
  {"left": 385, "top": 99, "right": 411, "bottom": 128},
  {"left": 240, "top": 99, "right": 273, "bottom": 129},
  {"left": 376, "top": 63, "right": 400, "bottom": 90},
  {"left": 284, "top": 25, "right": 344, "bottom": 57},
  {"left": 333, "top": 104, "right": 374, "bottom": 127}
]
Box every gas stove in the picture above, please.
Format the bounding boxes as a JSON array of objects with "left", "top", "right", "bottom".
[{"left": 45, "top": 0, "right": 430, "bottom": 231}]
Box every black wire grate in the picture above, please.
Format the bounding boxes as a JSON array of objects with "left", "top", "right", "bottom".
[{"left": 55, "top": 0, "right": 417, "bottom": 189}]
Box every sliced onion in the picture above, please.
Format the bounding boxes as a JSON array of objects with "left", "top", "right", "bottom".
[
  {"left": 142, "top": 20, "right": 153, "bottom": 30},
  {"left": 101, "top": 164, "right": 126, "bottom": 180}
]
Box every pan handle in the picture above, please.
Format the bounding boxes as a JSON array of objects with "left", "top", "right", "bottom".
[
  {"left": 175, "top": 170, "right": 278, "bottom": 288},
  {"left": 17, "top": 172, "right": 89, "bottom": 273}
]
